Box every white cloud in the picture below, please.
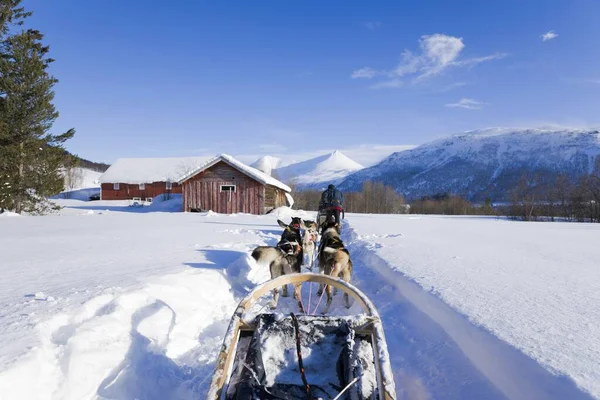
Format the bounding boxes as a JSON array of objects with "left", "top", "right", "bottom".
[
  {"left": 369, "top": 79, "right": 403, "bottom": 89},
  {"left": 352, "top": 34, "right": 507, "bottom": 87},
  {"left": 364, "top": 21, "right": 382, "bottom": 30},
  {"left": 351, "top": 67, "right": 380, "bottom": 79},
  {"left": 439, "top": 81, "right": 468, "bottom": 92},
  {"left": 453, "top": 52, "right": 508, "bottom": 67},
  {"left": 541, "top": 31, "right": 558, "bottom": 42},
  {"left": 445, "top": 98, "right": 487, "bottom": 110}
]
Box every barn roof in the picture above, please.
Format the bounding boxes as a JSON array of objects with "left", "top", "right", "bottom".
[
  {"left": 98, "top": 156, "right": 213, "bottom": 184},
  {"left": 177, "top": 154, "right": 292, "bottom": 192}
]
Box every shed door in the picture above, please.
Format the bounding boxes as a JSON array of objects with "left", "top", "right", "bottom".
[{"left": 218, "top": 184, "right": 237, "bottom": 214}]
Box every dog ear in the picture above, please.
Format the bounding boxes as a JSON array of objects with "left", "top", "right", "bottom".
[{"left": 277, "top": 219, "right": 288, "bottom": 229}]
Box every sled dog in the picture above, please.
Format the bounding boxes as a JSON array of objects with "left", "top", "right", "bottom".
[
  {"left": 301, "top": 219, "right": 318, "bottom": 270},
  {"left": 317, "top": 221, "right": 353, "bottom": 313}
]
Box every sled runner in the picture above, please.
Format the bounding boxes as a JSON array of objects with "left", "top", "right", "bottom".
[
  {"left": 207, "top": 273, "right": 396, "bottom": 400},
  {"left": 317, "top": 206, "right": 344, "bottom": 234}
]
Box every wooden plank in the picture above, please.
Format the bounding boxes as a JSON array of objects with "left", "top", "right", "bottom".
[
  {"left": 232, "top": 185, "right": 237, "bottom": 214},
  {"left": 213, "top": 181, "right": 218, "bottom": 212},
  {"left": 259, "top": 186, "right": 264, "bottom": 214},
  {"left": 192, "top": 182, "right": 196, "bottom": 210},
  {"left": 200, "top": 181, "right": 204, "bottom": 210},
  {"left": 239, "top": 183, "right": 244, "bottom": 213}
]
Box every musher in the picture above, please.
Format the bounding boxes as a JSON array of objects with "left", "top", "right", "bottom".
[{"left": 318, "top": 184, "right": 344, "bottom": 232}]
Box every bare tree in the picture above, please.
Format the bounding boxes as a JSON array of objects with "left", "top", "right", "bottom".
[{"left": 64, "top": 167, "right": 83, "bottom": 192}]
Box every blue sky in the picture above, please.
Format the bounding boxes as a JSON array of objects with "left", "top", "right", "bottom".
[{"left": 22, "top": 0, "right": 600, "bottom": 165}]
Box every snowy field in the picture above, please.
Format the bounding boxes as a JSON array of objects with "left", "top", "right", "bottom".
[{"left": 0, "top": 201, "right": 598, "bottom": 399}]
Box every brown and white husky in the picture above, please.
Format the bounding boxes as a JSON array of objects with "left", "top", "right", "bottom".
[{"left": 317, "top": 221, "right": 353, "bottom": 314}]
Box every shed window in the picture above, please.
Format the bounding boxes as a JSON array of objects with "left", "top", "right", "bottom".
[
  {"left": 139, "top": 183, "right": 145, "bottom": 190},
  {"left": 220, "top": 185, "right": 236, "bottom": 192},
  {"left": 166, "top": 181, "right": 172, "bottom": 190},
  {"left": 113, "top": 183, "right": 120, "bottom": 190}
]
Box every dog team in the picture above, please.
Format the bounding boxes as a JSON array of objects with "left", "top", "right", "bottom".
[{"left": 251, "top": 215, "right": 353, "bottom": 314}]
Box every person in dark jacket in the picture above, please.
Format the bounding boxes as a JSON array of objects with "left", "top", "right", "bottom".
[{"left": 318, "top": 184, "right": 344, "bottom": 231}]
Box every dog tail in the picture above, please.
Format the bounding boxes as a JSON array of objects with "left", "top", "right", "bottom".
[
  {"left": 251, "top": 247, "right": 262, "bottom": 261},
  {"left": 251, "top": 246, "right": 273, "bottom": 263},
  {"left": 323, "top": 246, "right": 338, "bottom": 254}
]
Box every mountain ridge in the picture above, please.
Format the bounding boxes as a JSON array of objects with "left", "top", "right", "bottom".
[
  {"left": 339, "top": 128, "right": 600, "bottom": 201},
  {"left": 253, "top": 150, "right": 364, "bottom": 190}
]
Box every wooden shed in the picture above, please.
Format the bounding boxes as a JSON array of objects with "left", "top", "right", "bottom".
[{"left": 178, "top": 154, "right": 292, "bottom": 214}]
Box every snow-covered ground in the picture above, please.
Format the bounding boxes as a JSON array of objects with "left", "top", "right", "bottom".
[{"left": 0, "top": 204, "right": 598, "bottom": 399}]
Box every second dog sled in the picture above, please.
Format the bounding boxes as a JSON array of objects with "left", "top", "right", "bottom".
[
  {"left": 207, "top": 273, "right": 396, "bottom": 400},
  {"left": 317, "top": 206, "right": 345, "bottom": 234}
]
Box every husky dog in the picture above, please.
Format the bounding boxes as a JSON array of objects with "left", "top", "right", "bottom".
[
  {"left": 301, "top": 219, "right": 318, "bottom": 270},
  {"left": 251, "top": 218, "right": 304, "bottom": 310},
  {"left": 317, "top": 221, "right": 353, "bottom": 314},
  {"left": 276, "top": 217, "right": 304, "bottom": 274},
  {"left": 278, "top": 217, "right": 303, "bottom": 242},
  {"left": 251, "top": 240, "right": 302, "bottom": 309}
]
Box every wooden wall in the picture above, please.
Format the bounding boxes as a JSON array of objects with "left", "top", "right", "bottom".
[
  {"left": 182, "top": 161, "right": 265, "bottom": 214},
  {"left": 101, "top": 182, "right": 181, "bottom": 200},
  {"left": 264, "top": 185, "right": 288, "bottom": 213}
]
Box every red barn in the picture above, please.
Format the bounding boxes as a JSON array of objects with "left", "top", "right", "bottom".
[
  {"left": 99, "top": 157, "right": 212, "bottom": 201},
  {"left": 99, "top": 154, "right": 292, "bottom": 214},
  {"left": 178, "top": 154, "right": 292, "bottom": 214}
]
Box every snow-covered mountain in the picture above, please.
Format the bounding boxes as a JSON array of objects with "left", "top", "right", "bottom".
[
  {"left": 273, "top": 150, "right": 364, "bottom": 190},
  {"left": 250, "top": 156, "right": 282, "bottom": 176},
  {"left": 339, "top": 128, "right": 600, "bottom": 201}
]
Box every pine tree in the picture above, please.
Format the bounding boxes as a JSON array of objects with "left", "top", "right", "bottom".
[{"left": 0, "top": 0, "right": 75, "bottom": 214}]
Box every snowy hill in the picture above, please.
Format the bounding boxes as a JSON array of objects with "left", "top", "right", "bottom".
[
  {"left": 63, "top": 167, "right": 102, "bottom": 190},
  {"left": 274, "top": 150, "right": 364, "bottom": 190},
  {"left": 55, "top": 167, "right": 103, "bottom": 201},
  {"left": 339, "top": 128, "right": 600, "bottom": 201},
  {"left": 250, "top": 155, "right": 282, "bottom": 176}
]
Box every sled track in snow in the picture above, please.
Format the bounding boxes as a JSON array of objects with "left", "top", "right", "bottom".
[
  {"left": 1, "top": 213, "right": 595, "bottom": 400},
  {"left": 343, "top": 224, "right": 594, "bottom": 400}
]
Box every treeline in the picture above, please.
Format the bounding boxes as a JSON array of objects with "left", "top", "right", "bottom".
[
  {"left": 291, "top": 181, "right": 408, "bottom": 214},
  {"left": 503, "top": 171, "right": 600, "bottom": 222},
  {"left": 66, "top": 151, "right": 110, "bottom": 172},
  {"left": 291, "top": 160, "right": 600, "bottom": 223},
  {"left": 410, "top": 193, "right": 494, "bottom": 215}
]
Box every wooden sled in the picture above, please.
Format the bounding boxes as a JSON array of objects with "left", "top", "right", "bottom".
[{"left": 207, "top": 273, "right": 396, "bottom": 399}]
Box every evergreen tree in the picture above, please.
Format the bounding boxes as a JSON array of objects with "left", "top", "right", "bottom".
[{"left": 0, "top": 0, "right": 75, "bottom": 214}]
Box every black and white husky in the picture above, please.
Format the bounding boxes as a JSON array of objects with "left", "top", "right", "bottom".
[{"left": 251, "top": 218, "right": 304, "bottom": 309}]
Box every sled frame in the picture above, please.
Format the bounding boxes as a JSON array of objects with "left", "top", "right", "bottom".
[{"left": 206, "top": 272, "right": 396, "bottom": 400}]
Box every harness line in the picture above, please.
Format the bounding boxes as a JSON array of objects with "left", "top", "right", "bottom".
[{"left": 290, "top": 312, "right": 314, "bottom": 400}]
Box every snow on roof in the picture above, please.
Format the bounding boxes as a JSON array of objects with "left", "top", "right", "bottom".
[
  {"left": 177, "top": 154, "right": 291, "bottom": 192},
  {"left": 98, "top": 157, "right": 213, "bottom": 184}
]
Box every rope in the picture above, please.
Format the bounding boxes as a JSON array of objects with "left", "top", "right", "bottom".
[
  {"left": 290, "top": 312, "right": 314, "bottom": 400},
  {"left": 312, "top": 283, "right": 327, "bottom": 315},
  {"left": 307, "top": 282, "right": 312, "bottom": 315}
]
